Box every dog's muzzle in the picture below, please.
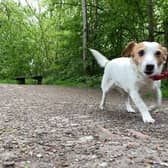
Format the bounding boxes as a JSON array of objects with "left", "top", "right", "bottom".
[{"left": 144, "top": 64, "right": 155, "bottom": 75}]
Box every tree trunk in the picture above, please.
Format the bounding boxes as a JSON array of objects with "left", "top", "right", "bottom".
[
  {"left": 37, "top": 0, "right": 41, "bottom": 13},
  {"left": 93, "top": 0, "right": 98, "bottom": 47},
  {"left": 91, "top": 0, "right": 98, "bottom": 74},
  {"left": 82, "top": 0, "right": 88, "bottom": 60},
  {"left": 148, "top": 0, "right": 154, "bottom": 41},
  {"left": 164, "top": 19, "right": 168, "bottom": 49},
  {"left": 163, "top": 18, "right": 168, "bottom": 85},
  {"left": 164, "top": 18, "right": 168, "bottom": 68}
]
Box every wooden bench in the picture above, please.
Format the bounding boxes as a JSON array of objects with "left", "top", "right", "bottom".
[
  {"left": 15, "top": 76, "right": 25, "bottom": 84},
  {"left": 32, "top": 75, "right": 43, "bottom": 84}
]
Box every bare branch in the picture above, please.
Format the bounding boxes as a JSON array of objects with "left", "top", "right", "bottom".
[
  {"left": 52, "top": 2, "right": 104, "bottom": 11},
  {"left": 82, "top": 0, "right": 88, "bottom": 60}
]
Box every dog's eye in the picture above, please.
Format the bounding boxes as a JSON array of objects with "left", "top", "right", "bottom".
[
  {"left": 155, "top": 51, "right": 161, "bottom": 57},
  {"left": 138, "top": 50, "right": 145, "bottom": 57}
]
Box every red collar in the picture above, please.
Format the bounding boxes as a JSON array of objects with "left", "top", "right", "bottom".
[{"left": 150, "top": 69, "right": 168, "bottom": 80}]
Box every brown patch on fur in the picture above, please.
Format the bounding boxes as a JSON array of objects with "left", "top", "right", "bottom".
[
  {"left": 122, "top": 42, "right": 146, "bottom": 65},
  {"left": 132, "top": 43, "right": 145, "bottom": 65},
  {"left": 122, "top": 42, "right": 137, "bottom": 57},
  {"left": 158, "top": 45, "right": 167, "bottom": 65}
]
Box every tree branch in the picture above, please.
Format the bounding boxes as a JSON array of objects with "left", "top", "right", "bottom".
[{"left": 52, "top": 2, "right": 104, "bottom": 11}]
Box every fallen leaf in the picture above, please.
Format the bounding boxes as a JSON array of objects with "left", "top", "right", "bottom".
[{"left": 155, "top": 144, "right": 160, "bottom": 151}]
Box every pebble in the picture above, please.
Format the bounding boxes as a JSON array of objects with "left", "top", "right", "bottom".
[
  {"left": 1, "top": 152, "right": 16, "bottom": 161},
  {"left": 36, "top": 153, "right": 43, "bottom": 158},
  {"left": 1, "top": 152, "right": 16, "bottom": 168},
  {"left": 70, "top": 123, "right": 79, "bottom": 127},
  {"left": 78, "top": 136, "right": 94, "bottom": 143},
  {"left": 59, "top": 153, "right": 64, "bottom": 156},
  {"left": 3, "top": 161, "right": 15, "bottom": 167},
  {"left": 90, "top": 155, "right": 97, "bottom": 159},
  {"left": 99, "top": 162, "right": 108, "bottom": 167},
  {"left": 126, "top": 142, "right": 139, "bottom": 149},
  {"left": 3, "top": 141, "right": 13, "bottom": 150},
  {"left": 65, "top": 141, "right": 74, "bottom": 147}
]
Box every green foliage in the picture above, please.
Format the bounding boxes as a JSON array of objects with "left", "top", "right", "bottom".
[
  {"left": 0, "top": 0, "right": 168, "bottom": 97},
  {"left": 43, "top": 74, "right": 101, "bottom": 88},
  {"left": 161, "top": 80, "right": 168, "bottom": 98}
]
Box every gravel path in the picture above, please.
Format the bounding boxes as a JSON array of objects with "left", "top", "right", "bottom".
[{"left": 0, "top": 84, "right": 168, "bottom": 168}]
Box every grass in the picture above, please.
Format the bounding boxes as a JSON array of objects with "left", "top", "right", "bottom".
[
  {"left": 0, "top": 79, "right": 17, "bottom": 84},
  {"left": 0, "top": 79, "right": 41, "bottom": 85},
  {"left": 162, "top": 80, "right": 168, "bottom": 98},
  {"left": 43, "top": 76, "right": 101, "bottom": 88},
  {"left": 0, "top": 77, "right": 99, "bottom": 88},
  {"left": 44, "top": 80, "right": 88, "bottom": 87}
]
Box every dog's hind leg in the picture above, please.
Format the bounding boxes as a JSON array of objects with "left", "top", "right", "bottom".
[
  {"left": 100, "top": 75, "right": 113, "bottom": 110},
  {"left": 156, "top": 87, "right": 162, "bottom": 106},
  {"left": 100, "top": 92, "right": 106, "bottom": 110},
  {"left": 149, "top": 81, "right": 162, "bottom": 112},
  {"left": 126, "top": 97, "right": 136, "bottom": 113}
]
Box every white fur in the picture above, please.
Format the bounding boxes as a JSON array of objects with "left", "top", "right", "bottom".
[
  {"left": 90, "top": 42, "right": 164, "bottom": 123},
  {"left": 89, "top": 49, "right": 109, "bottom": 67}
]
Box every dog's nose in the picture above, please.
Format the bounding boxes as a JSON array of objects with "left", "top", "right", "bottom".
[
  {"left": 145, "top": 64, "right": 155, "bottom": 75},
  {"left": 146, "top": 64, "right": 154, "bottom": 71}
]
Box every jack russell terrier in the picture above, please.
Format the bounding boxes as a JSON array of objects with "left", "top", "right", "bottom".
[{"left": 90, "top": 42, "right": 167, "bottom": 123}]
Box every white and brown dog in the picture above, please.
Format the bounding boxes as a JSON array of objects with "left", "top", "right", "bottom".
[{"left": 90, "top": 42, "right": 167, "bottom": 123}]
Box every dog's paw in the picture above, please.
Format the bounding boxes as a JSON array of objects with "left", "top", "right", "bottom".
[
  {"left": 149, "top": 105, "right": 157, "bottom": 112},
  {"left": 153, "top": 107, "right": 163, "bottom": 113},
  {"left": 142, "top": 113, "right": 155, "bottom": 123},
  {"left": 126, "top": 106, "right": 136, "bottom": 113},
  {"left": 149, "top": 106, "right": 163, "bottom": 113},
  {"left": 99, "top": 105, "right": 105, "bottom": 111}
]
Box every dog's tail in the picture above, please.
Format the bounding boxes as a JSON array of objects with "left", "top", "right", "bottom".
[{"left": 89, "top": 49, "right": 109, "bottom": 68}]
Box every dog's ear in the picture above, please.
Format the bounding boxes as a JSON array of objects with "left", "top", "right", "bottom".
[
  {"left": 161, "top": 47, "right": 167, "bottom": 64},
  {"left": 122, "top": 41, "right": 137, "bottom": 57}
]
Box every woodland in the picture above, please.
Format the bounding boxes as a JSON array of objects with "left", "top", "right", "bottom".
[{"left": 0, "top": 0, "right": 168, "bottom": 89}]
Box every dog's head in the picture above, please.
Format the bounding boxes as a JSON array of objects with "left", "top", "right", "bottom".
[{"left": 122, "top": 41, "right": 167, "bottom": 76}]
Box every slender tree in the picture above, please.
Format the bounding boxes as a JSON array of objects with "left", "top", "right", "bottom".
[
  {"left": 93, "top": 0, "right": 98, "bottom": 47},
  {"left": 82, "top": 0, "right": 88, "bottom": 61},
  {"left": 148, "top": 0, "right": 154, "bottom": 41}
]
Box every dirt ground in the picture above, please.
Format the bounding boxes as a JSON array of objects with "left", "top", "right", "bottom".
[{"left": 0, "top": 84, "right": 168, "bottom": 168}]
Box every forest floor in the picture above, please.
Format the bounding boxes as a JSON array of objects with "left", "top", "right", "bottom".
[{"left": 0, "top": 84, "right": 168, "bottom": 168}]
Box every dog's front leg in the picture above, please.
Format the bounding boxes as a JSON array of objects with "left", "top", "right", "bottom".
[{"left": 129, "top": 90, "right": 155, "bottom": 123}]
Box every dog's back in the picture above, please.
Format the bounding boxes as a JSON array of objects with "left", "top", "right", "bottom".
[{"left": 104, "top": 57, "right": 139, "bottom": 91}]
